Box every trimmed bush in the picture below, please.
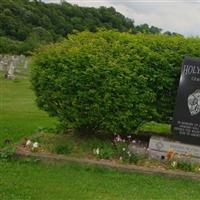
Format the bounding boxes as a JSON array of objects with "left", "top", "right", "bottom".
[
  {"left": 31, "top": 31, "right": 200, "bottom": 135},
  {"left": 31, "top": 31, "right": 157, "bottom": 135}
]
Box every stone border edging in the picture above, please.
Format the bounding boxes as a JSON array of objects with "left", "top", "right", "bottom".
[{"left": 15, "top": 148, "right": 200, "bottom": 180}]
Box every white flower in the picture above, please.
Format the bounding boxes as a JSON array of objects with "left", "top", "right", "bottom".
[
  {"left": 33, "top": 142, "right": 39, "bottom": 149},
  {"left": 26, "top": 140, "right": 32, "bottom": 146},
  {"left": 127, "top": 135, "right": 131, "bottom": 139},
  {"left": 171, "top": 161, "right": 177, "bottom": 168},
  {"left": 96, "top": 148, "right": 100, "bottom": 155},
  {"left": 132, "top": 140, "right": 136, "bottom": 144},
  {"left": 119, "top": 156, "right": 123, "bottom": 161},
  {"left": 122, "top": 148, "right": 126, "bottom": 151},
  {"left": 127, "top": 151, "right": 131, "bottom": 157},
  {"left": 93, "top": 148, "right": 100, "bottom": 155}
]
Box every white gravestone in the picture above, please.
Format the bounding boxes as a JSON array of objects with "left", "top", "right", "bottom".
[{"left": 0, "top": 54, "right": 29, "bottom": 78}]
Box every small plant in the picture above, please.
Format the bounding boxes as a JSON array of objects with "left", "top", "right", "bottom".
[
  {"left": 169, "top": 159, "right": 199, "bottom": 172},
  {"left": 113, "top": 134, "right": 144, "bottom": 163},
  {"left": 0, "top": 146, "right": 16, "bottom": 160},
  {"left": 30, "top": 133, "right": 44, "bottom": 143},
  {"left": 170, "top": 160, "right": 177, "bottom": 169},
  {"left": 93, "top": 146, "right": 115, "bottom": 160},
  {"left": 129, "top": 153, "right": 143, "bottom": 164},
  {"left": 176, "top": 161, "right": 194, "bottom": 172},
  {"left": 53, "top": 144, "right": 72, "bottom": 155},
  {"left": 114, "top": 135, "right": 128, "bottom": 157}
]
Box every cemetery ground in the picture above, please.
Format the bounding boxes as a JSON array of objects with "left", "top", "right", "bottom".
[{"left": 1, "top": 74, "right": 200, "bottom": 199}]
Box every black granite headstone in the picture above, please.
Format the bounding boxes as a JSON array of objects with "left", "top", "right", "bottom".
[{"left": 172, "top": 57, "right": 200, "bottom": 145}]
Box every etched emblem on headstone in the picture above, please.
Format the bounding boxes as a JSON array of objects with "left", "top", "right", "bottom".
[
  {"left": 188, "top": 89, "right": 200, "bottom": 116},
  {"left": 155, "top": 141, "right": 164, "bottom": 150}
]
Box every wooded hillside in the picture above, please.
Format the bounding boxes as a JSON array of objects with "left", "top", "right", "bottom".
[{"left": 0, "top": 0, "right": 179, "bottom": 55}]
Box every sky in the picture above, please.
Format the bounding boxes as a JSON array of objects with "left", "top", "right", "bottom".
[{"left": 42, "top": 0, "right": 200, "bottom": 36}]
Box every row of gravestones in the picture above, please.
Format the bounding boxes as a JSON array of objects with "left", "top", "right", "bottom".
[{"left": 0, "top": 54, "right": 29, "bottom": 79}]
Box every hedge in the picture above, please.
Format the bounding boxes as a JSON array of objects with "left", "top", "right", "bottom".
[{"left": 31, "top": 31, "right": 200, "bottom": 135}]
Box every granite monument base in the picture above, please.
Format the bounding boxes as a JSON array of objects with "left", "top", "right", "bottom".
[{"left": 149, "top": 136, "right": 200, "bottom": 163}]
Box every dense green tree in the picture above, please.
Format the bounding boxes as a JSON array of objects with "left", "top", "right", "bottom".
[
  {"left": 0, "top": 37, "right": 22, "bottom": 54},
  {"left": 0, "top": 0, "right": 178, "bottom": 55}
]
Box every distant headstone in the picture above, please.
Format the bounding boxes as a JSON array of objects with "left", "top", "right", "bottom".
[
  {"left": 172, "top": 57, "right": 200, "bottom": 145},
  {"left": 23, "top": 59, "right": 29, "bottom": 70},
  {"left": 7, "top": 59, "right": 15, "bottom": 79},
  {"left": 0, "top": 54, "right": 29, "bottom": 78}
]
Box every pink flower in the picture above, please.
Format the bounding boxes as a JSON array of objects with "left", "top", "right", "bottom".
[{"left": 114, "top": 135, "right": 122, "bottom": 142}]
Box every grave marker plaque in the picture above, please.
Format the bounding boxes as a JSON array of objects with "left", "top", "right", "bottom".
[{"left": 172, "top": 57, "right": 200, "bottom": 145}]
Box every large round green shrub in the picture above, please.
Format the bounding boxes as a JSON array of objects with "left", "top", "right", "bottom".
[
  {"left": 31, "top": 31, "right": 200, "bottom": 134},
  {"left": 31, "top": 31, "right": 157, "bottom": 135}
]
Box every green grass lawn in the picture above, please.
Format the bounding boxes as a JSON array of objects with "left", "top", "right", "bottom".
[
  {"left": 0, "top": 74, "right": 57, "bottom": 147},
  {"left": 1, "top": 159, "right": 200, "bottom": 200},
  {"left": 139, "top": 121, "right": 171, "bottom": 136},
  {"left": 1, "top": 74, "right": 200, "bottom": 200}
]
